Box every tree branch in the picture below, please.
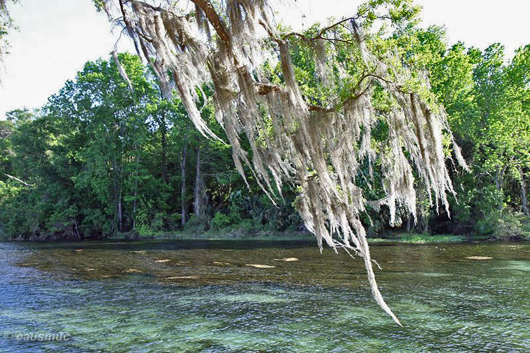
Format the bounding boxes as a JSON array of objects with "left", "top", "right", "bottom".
[
  {"left": 281, "top": 16, "right": 358, "bottom": 44},
  {"left": 189, "top": 0, "right": 231, "bottom": 47},
  {"left": 2, "top": 173, "right": 33, "bottom": 187}
]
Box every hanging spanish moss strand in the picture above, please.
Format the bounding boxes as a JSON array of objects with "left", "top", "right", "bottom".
[{"left": 103, "top": 0, "right": 467, "bottom": 325}]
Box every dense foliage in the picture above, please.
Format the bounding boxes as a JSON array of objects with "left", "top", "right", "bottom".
[
  {"left": 0, "top": 54, "right": 302, "bottom": 239},
  {"left": 397, "top": 28, "right": 530, "bottom": 239},
  {"left": 0, "top": 25, "right": 529, "bottom": 242}
]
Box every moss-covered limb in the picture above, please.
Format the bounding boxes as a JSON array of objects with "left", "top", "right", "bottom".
[{"left": 9, "top": 0, "right": 459, "bottom": 324}]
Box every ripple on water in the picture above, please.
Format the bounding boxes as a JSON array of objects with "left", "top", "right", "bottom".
[
  {"left": 494, "top": 260, "right": 530, "bottom": 272},
  {"left": 419, "top": 272, "right": 452, "bottom": 277},
  {"left": 214, "top": 293, "right": 290, "bottom": 304},
  {"left": 336, "top": 306, "right": 390, "bottom": 326},
  {"left": 1, "top": 241, "right": 530, "bottom": 351}
]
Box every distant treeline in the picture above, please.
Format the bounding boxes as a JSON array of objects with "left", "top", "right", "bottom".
[{"left": 1, "top": 26, "right": 529, "bottom": 240}]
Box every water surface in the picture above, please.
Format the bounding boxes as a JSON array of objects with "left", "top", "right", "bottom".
[{"left": 1, "top": 240, "right": 529, "bottom": 351}]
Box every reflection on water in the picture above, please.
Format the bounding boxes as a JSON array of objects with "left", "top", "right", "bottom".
[{"left": 0, "top": 240, "right": 529, "bottom": 351}]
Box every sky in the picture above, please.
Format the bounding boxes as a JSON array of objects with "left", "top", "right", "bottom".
[{"left": 1, "top": 0, "right": 529, "bottom": 119}]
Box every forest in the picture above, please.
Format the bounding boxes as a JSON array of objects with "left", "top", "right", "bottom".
[{"left": 1, "top": 24, "right": 529, "bottom": 241}]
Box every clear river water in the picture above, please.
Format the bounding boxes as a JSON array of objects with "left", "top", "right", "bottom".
[{"left": 0, "top": 240, "right": 529, "bottom": 352}]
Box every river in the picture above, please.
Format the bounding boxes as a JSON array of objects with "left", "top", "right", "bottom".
[{"left": 0, "top": 240, "right": 529, "bottom": 351}]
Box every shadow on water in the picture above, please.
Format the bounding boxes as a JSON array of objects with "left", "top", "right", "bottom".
[
  {"left": 0, "top": 240, "right": 529, "bottom": 351},
  {"left": 12, "top": 238, "right": 316, "bottom": 251}
]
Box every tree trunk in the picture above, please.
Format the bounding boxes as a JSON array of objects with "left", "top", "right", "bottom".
[
  {"left": 494, "top": 169, "right": 503, "bottom": 192},
  {"left": 73, "top": 220, "right": 81, "bottom": 239},
  {"left": 132, "top": 152, "right": 140, "bottom": 230},
  {"left": 194, "top": 147, "right": 205, "bottom": 216},
  {"left": 118, "top": 185, "right": 123, "bottom": 232},
  {"left": 112, "top": 157, "right": 123, "bottom": 232},
  {"left": 160, "top": 112, "right": 168, "bottom": 184},
  {"left": 180, "top": 143, "right": 188, "bottom": 227},
  {"left": 494, "top": 167, "right": 506, "bottom": 212},
  {"left": 518, "top": 166, "right": 529, "bottom": 216}
]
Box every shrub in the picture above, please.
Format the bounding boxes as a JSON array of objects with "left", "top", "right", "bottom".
[
  {"left": 476, "top": 210, "right": 525, "bottom": 239},
  {"left": 211, "top": 212, "right": 232, "bottom": 230},
  {"left": 184, "top": 214, "right": 209, "bottom": 233}
]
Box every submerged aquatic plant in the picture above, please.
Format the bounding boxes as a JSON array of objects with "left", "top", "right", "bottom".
[{"left": 100, "top": 0, "right": 467, "bottom": 325}]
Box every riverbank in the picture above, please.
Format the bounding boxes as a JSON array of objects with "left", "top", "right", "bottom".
[
  {"left": 4, "top": 229, "right": 528, "bottom": 244},
  {"left": 106, "top": 231, "right": 524, "bottom": 244}
]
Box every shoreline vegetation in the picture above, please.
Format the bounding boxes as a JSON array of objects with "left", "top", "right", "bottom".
[
  {"left": 111, "top": 231, "right": 530, "bottom": 244},
  {"left": 5, "top": 230, "right": 528, "bottom": 244}
]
